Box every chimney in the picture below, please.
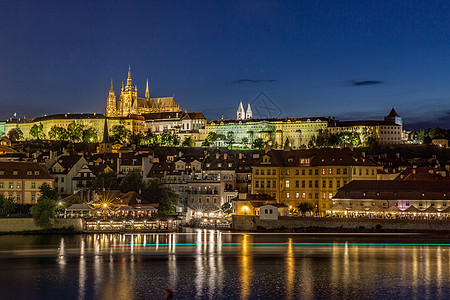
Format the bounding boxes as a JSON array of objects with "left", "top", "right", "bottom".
[
  {"left": 216, "top": 153, "right": 220, "bottom": 159},
  {"left": 361, "top": 152, "right": 366, "bottom": 158},
  {"left": 224, "top": 153, "right": 228, "bottom": 159},
  {"left": 238, "top": 152, "right": 243, "bottom": 159}
]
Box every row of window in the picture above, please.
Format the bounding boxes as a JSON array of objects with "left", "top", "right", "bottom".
[
  {"left": 0, "top": 170, "right": 40, "bottom": 176},
  {"left": 284, "top": 192, "right": 334, "bottom": 199},
  {"left": 255, "top": 168, "right": 349, "bottom": 176},
  {"left": 0, "top": 182, "right": 38, "bottom": 189},
  {"left": 188, "top": 198, "right": 218, "bottom": 204},
  {"left": 2, "top": 192, "right": 37, "bottom": 202}
]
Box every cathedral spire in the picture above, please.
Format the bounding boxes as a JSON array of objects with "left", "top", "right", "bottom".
[
  {"left": 145, "top": 79, "right": 149, "bottom": 99},
  {"left": 237, "top": 101, "right": 245, "bottom": 120},
  {"left": 121, "top": 81, "right": 124, "bottom": 91},
  {"left": 109, "top": 79, "right": 114, "bottom": 93},
  {"left": 102, "top": 117, "right": 110, "bottom": 143},
  {"left": 246, "top": 103, "right": 253, "bottom": 119},
  {"left": 126, "top": 65, "right": 132, "bottom": 87}
]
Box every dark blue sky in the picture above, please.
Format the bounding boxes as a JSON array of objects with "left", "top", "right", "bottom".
[{"left": 1, "top": 0, "right": 449, "bottom": 129}]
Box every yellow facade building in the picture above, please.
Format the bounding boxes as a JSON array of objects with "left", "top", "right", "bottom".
[{"left": 251, "top": 147, "right": 380, "bottom": 214}]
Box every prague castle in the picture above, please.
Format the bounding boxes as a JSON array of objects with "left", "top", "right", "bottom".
[{"left": 106, "top": 66, "right": 181, "bottom": 117}]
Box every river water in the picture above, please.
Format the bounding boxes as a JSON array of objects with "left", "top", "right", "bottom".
[{"left": 1, "top": 231, "right": 450, "bottom": 299}]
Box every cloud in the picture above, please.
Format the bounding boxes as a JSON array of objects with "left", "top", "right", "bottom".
[
  {"left": 348, "top": 80, "right": 384, "bottom": 86},
  {"left": 233, "top": 79, "right": 276, "bottom": 84}
]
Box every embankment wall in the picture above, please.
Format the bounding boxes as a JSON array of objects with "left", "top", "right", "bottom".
[
  {"left": 232, "top": 215, "right": 450, "bottom": 231},
  {"left": 0, "top": 218, "right": 83, "bottom": 232}
]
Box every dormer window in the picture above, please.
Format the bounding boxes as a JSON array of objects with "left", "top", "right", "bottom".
[
  {"left": 34, "top": 171, "right": 39, "bottom": 175},
  {"left": 13, "top": 170, "right": 18, "bottom": 175},
  {"left": 27, "top": 171, "right": 32, "bottom": 175}
]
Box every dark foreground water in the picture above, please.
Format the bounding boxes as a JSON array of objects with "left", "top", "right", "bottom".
[{"left": 1, "top": 231, "right": 450, "bottom": 299}]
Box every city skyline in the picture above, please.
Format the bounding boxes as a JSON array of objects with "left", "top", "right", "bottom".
[{"left": 1, "top": 1, "right": 450, "bottom": 130}]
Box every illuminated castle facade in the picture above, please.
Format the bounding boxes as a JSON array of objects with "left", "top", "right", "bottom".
[{"left": 106, "top": 67, "right": 181, "bottom": 117}]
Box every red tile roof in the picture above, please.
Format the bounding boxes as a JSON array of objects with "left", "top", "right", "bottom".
[{"left": 0, "top": 161, "right": 54, "bottom": 180}]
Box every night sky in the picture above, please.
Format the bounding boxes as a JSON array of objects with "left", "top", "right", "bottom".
[{"left": 1, "top": 1, "right": 449, "bottom": 130}]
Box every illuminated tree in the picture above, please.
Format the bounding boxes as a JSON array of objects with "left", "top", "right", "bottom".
[
  {"left": 252, "top": 138, "right": 265, "bottom": 149},
  {"left": 29, "top": 123, "right": 45, "bottom": 140},
  {"left": 182, "top": 137, "right": 194, "bottom": 147},
  {"left": 48, "top": 125, "right": 69, "bottom": 141},
  {"left": 8, "top": 128, "right": 23, "bottom": 142},
  {"left": 82, "top": 127, "right": 98, "bottom": 143},
  {"left": 68, "top": 121, "right": 85, "bottom": 142},
  {"left": 111, "top": 125, "right": 131, "bottom": 143}
]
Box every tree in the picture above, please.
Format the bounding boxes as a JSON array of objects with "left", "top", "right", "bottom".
[
  {"left": 39, "top": 183, "right": 59, "bottom": 200},
  {"left": 30, "top": 183, "right": 59, "bottom": 228},
  {"left": 221, "top": 202, "right": 233, "bottom": 215},
  {"left": 206, "top": 132, "right": 219, "bottom": 142},
  {"left": 82, "top": 127, "right": 98, "bottom": 143},
  {"left": 119, "top": 170, "right": 145, "bottom": 193},
  {"left": 8, "top": 128, "right": 23, "bottom": 142},
  {"left": 30, "top": 198, "right": 56, "bottom": 228},
  {"left": 67, "top": 121, "right": 84, "bottom": 142},
  {"left": 2, "top": 197, "right": 16, "bottom": 215},
  {"left": 29, "top": 123, "right": 45, "bottom": 140},
  {"left": 297, "top": 201, "right": 316, "bottom": 216},
  {"left": 182, "top": 137, "right": 194, "bottom": 147},
  {"left": 48, "top": 125, "right": 69, "bottom": 141},
  {"left": 252, "top": 138, "right": 265, "bottom": 149},
  {"left": 284, "top": 137, "right": 291, "bottom": 148},
  {"left": 143, "top": 179, "right": 177, "bottom": 215},
  {"left": 423, "top": 136, "right": 432, "bottom": 145},
  {"left": 91, "top": 171, "right": 119, "bottom": 191},
  {"left": 111, "top": 125, "right": 131, "bottom": 143},
  {"left": 63, "top": 194, "right": 84, "bottom": 209},
  {"left": 328, "top": 134, "right": 340, "bottom": 146},
  {"left": 241, "top": 137, "right": 249, "bottom": 146},
  {"left": 226, "top": 131, "right": 235, "bottom": 148}
]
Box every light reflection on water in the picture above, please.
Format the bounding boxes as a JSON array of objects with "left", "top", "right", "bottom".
[{"left": 1, "top": 231, "right": 450, "bottom": 299}]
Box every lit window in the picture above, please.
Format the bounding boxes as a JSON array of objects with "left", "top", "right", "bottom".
[
  {"left": 286, "top": 192, "right": 290, "bottom": 198},
  {"left": 322, "top": 168, "right": 326, "bottom": 175},
  {"left": 296, "top": 193, "right": 299, "bottom": 198},
  {"left": 286, "top": 181, "right": 290, "bottom": 188}
]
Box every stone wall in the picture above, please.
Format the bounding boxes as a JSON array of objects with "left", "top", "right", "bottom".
[
  {"left": 0, "top": 218, "right": 83, "bottom": 232},
  {"left": 232, "top": 215, "right": 450, "bottom": 232}
]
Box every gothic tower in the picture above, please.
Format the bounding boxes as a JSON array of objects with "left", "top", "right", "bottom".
[
  {"left": 145, "top": 79, "right": 150, "bottom": 99},
  {"left": 237, "top": 101, "right": 245, "bottom": 120},
  {"left": 105, "top": 79, "right": 117, "bottom": 117},
  {"left": 245, "top": 103, "right": 253, "bottom": 119},
  {"left": 119, "top": 66, "right": 138, "bottom": 116}
]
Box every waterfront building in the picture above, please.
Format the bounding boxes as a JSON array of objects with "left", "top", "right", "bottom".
[
  {"left": 432, "top": 138, "right": 449, "bottom": 148},
  {"left": 0, "top": 161, "right": 54, "bottom": 204},
  {"left": 49, "top": 155, "right": 87, "bottom": 195},
  {"left": 332, "top": 180, "right": 450, "bottom": 213},
  {"left": 251, "top": 147, "right": 380, "bottom": 213},
  {"left": 232, "top": 193, "right": 278, "bottom": 215}
]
